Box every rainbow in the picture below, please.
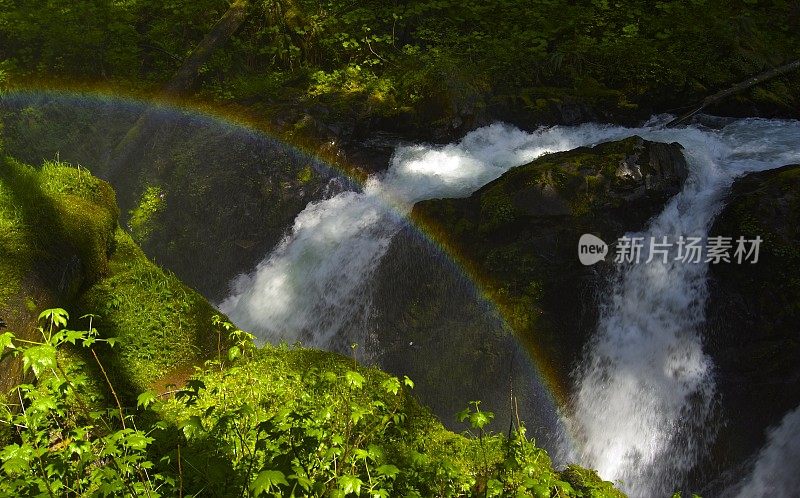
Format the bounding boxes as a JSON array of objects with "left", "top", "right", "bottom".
[{"left": 0, "top": 84, "right": 571, "bottom": 437}]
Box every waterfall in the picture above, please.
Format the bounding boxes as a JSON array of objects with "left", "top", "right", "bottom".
[
  {"left": 564, "top": 118, "right": 800, "bottom": 497},
  {"left": 220, "top": 122, "right": 635, "bottom": 348},
  {"left": 731, "top": 404, "right": 800, "bottom": 498},
  {"left": 221, "top": 117, "right": 800, "bottom": 496}
]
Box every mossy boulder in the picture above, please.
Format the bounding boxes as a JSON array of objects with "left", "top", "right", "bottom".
[
  {"left": 703, "top": 164, "right": 800, "bottom": 477},
  {"left": 370, "top": 136, "right": 687, "bottom": 434},
  {"left": 0, "top": 157, "right": 219, "bottom": 398},
  {"left": 0, "top": 96, "right": 340, "bottom": 301},
  {"left": 0, "top": 158, "right": 119, "bottom": 391}
]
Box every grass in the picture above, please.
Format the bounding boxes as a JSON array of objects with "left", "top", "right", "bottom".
[{"left": 78, "top": 228, "right": 219, "bottom": 393}]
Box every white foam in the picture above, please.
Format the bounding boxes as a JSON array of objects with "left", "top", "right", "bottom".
[
  {"left": 564, "top": 119, "right": 800, "bottom": 497},
  {"left": 220, "top": 122, "right": 634, "bottom": 347},
  {"left": 733, "top": 404, "right": 800, "bottom": 498}
]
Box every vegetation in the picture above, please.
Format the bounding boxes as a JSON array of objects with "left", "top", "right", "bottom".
[
  {"left": 0, "top": 155, "right": 220, "bottom": 394},
  {"left": 0, "top": 309, "right": 624, "bottom": 497},
  {"left": 128, "top": 185, "right": 165, "bottom": 244},
  {"left": 0, "top": 1, "right": 794, "bottom": 495},
  {"left": 1, "top": 0, "right": 798, "bottom": 138}
]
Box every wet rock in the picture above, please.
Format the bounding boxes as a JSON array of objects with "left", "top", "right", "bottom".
[
  {"left": 0, "top": 98, "right": 339, "bottom": 301},
  {"left": 703, "top": 164, "right": 800, "bottom": 480},
  {"left": 370, "top": 136, "right": 687, "bottom": 434}
]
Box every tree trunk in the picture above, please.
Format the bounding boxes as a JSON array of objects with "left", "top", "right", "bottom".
[
  {"left": 162, "top": 0, "right": 250, "bottom": 95},
  {"left": 110, "top": 1, "right": 250, "bottom": 180}
]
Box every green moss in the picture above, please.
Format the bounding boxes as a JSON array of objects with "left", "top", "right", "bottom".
[
  {"left": 0, "top": 157, "right": 117, "bottom": 308},
  {"left": 0, "top": 155, "right": 217, "bottom": 396},
  {"left": 296, "top": 163, "right": 314, "bottom": 184},
  {"left": 479, "top": 189, "right": 515, "bottom": 233},
  {"left": 78, "top": 228, "right": 219, "bottom": 392},
  {"left": 0, "top": 171, "right": 29, "bottom": 307},
  {"left": 128, "top": 184, "right": 165, "bottom": 243}
]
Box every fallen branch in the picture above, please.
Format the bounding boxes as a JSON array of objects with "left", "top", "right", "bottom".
[{"left": 665, "top": 59, "right": 800, "bottom": 127}]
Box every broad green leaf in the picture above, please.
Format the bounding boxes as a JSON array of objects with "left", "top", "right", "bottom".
[
  {"left": 22, "top": 344, "right": 56, "bottom": 376},
  {"left": 251, "top": 470, "right": 288, "bottom": 495},
  {"left": 62, "top": 329, "right": 86, "bottom": 345},
  {"left": 381, "top": 377, "right": 400, "bottom": 395},
  {"left": 375, "top": 464, "right": 400, "bottom": 479},
  {"left": 470, "top": 410, "right": 494, "bottom": 430},
  {"left": 338, "top": 474, "right": 363, "bottom": 495},
  {"left": 344, "top": 370, "right": 364, "bottom": 389},
  {"left": 137, "top": 391, "right": 157, "bottom": 409},
  {"left": 0, "top": 444, "right": 31, "bottom": 474},
  {"left": 0, "top": 331, "right": 15, "bottom": 351},
  {"left": 38, "top": 308, "right": 68, "bottom": 328},
  {"left": 29, "top": 394, "right": 57, "bottom": 414},
  {"left": 124, "top": 431, "right": 152, "bottom": 450}
]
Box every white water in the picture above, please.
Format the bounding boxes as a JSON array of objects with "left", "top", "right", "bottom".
[
  {"left": 564, "top": 118, "right": 800, "bottom": 498},
  {"left": 221, "top": 117, "right": 800, "bottom": 496},
  {"left": 733, "top": 404, "right": 800, "bottom": 498},
  {"left": 220, "top": 122, "right": 636, "bottom": 347}
]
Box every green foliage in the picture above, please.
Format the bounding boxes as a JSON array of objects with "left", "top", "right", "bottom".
[
  {"left": 128, "top": 185, "right": 165, "bottom": 244},
  {"left": 1, "top": 311, "right": 624, "bottom": 497},
  {"left": 0, "top": 310, "right": 166, "bottom": 496},
  {"left": 2, "top": 0, "right": 798, "bottom": 127}
]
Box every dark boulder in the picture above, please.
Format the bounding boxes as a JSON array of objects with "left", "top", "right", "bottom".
[
  {"left": 369, "top": 136, "right": 688, "bottom": 435},
  {"left": 702, "top": 164, "right": 800, "bottom": 482}
]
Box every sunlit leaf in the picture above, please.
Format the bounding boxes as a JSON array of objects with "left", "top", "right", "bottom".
[{"left": 251, "top": 470, "right": 288, "bottom": 495}]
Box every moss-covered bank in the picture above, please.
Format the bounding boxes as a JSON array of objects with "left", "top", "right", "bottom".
[{"left": 0, "top": 156, "right": 219, "bottom": 396}]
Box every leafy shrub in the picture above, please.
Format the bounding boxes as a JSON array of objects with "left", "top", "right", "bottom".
[{"left": 1, "top": 310, "right": 624, "bottom": 497}]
